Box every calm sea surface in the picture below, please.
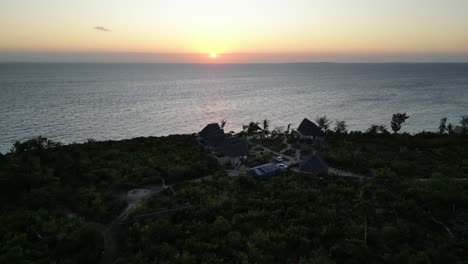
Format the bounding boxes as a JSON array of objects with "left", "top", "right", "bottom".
[{"left": 1, "top": 63, "right": 467, "bottom": 153}]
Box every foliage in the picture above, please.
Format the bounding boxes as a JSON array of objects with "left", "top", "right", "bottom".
[
  {"left": 368, "top": 124, "right": 390, "bottom": 135},
  {"left": 245, "top": 121, "right": 262, "bottom": 134},
  {"left": 118, "top": 174, "right": 468, "bottom": 263},
  {"left": 315, "top": 116, "right": 331, "bottom": 132},
  {"left": 324, "top": 132, "right": 468, "bottom": 178},
  {"left": 439, "top": 117, "right": 448, "bottom": 134},
  {"left": 334, "top": 120, "right": 348, "bottom": 134},
  {"left": 262, "top": 119, "right": 271, "bottom": 133},
  {"left": 220, "top": 119, "right": 227, "bottom": 129},
  {"left": 461, "top": 116, "right": 468, "bottom": 134},
  {"left": 0, "top": 135, "right": 220, "bottom": 263},
  {"left": 1, "top": 132, "right": 467, "bottom": 263},
  {"left": 391, "top": 113, "right": 409, "bottom": 134}
]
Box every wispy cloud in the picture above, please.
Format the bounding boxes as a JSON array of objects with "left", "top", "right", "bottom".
[{"left": 93, "top": 26, "right": 111, "bottom": 32}]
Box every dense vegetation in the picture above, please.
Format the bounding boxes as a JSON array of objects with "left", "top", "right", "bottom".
[
  {"left": 0, "top": 131, "right": 467, "bottom": 263},
  {"left": 0, "top": 135, "right": 219, "bottom": 263},
  {"left": 118, "top": 173, "right": 467, "bottom": 263},
  {"left": 324, "top": 132, "right": 468, "bottom": 178}
]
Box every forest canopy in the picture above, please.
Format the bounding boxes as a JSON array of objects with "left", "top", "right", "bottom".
[{"left": 0, "top": 133, "right": 467, "bottom": 263}]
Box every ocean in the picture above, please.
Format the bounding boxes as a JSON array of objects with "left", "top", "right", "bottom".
[{"left": 1, "top": 63, "right": 467, "bottom": 153}]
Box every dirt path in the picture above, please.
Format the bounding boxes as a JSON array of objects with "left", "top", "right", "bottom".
[
  {"left": 100, "top": 185, "right": 164, "bottom": 264},
  {"left": 327, "top": 167, "right": 368, "bottom": 179},
  {"left": 254, "top": 144, "right": 298, "bottom": 166}
]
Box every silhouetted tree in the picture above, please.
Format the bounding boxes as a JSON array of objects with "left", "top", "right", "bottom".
[
  {"left": 367, "top": 124, "right": 388, "bottom": 134},
  {"left": 439, "top": 118, "right": 447, "bottom": 134},
  {"left": 460, "top": 116, "right": 468, "bottom": 134},
  {"left": 447, "top": 123, "right": 454, "bottom": 134},
  {"left": 334, "top": 120, "right": 348, "bottom": 134},
  {"left": 220, "top": 120, "right": 227, "bottom": 129},
  {"left": 378, "top": 125, "right": 389, "bottom": 134},
  {"left": 367, "top": 125, "right": 378, "bottom": 134},
  {"left": 247, "top": 121, "right": 261, "bottom": 134},
  {"left": 11, "top": 136, "right": 62, "bottom": 154},
  {"left": 316, "top": 116, "right": 331, "bottom": 132},
  {"left": 262, "top": 119, "right": 271, "bottom": 133},
  {"left": 390, "top": 113, "right": 409, "bottom": 134}
]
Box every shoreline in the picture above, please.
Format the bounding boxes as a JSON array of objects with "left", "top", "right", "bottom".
[{"left": 2, "top": 126, "right": 466, "bottom": 155}]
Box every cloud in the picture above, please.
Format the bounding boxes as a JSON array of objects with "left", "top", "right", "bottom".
[{"left": 93, "top": 26, "right": 111, "bottom": 32}]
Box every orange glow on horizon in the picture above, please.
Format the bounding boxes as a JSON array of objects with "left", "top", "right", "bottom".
[{"left": 1, "top": 0, "right": 467, "bottom": 62}]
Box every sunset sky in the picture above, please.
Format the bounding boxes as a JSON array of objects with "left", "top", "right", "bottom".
[{"left": 1, "top": 0, "right": 468, "bottom": 63}]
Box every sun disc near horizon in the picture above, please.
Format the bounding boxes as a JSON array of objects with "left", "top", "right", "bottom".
[{"left": 210, "top": 52, "right": 217, "bottom": 59}]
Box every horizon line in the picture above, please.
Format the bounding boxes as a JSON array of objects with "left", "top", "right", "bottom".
[{"left": 1, "top": 61, "right": 468, "bottom": 64}]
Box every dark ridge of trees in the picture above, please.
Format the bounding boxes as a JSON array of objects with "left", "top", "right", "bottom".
[
  {"left": 0, "top": 135, "right": 220, "bottom": 263},
  {"left": 367, "top": 124, "right": 389, "bottom": 134},
  {"left": 116, "top": 173, "right": 468, "bottom": 263},
  {"left": 324, "top": 130, "right": 468, "bottom": 177},
  {"left": 334, "top": 120, "right": 348, "bottom": 134},
  {"left": 0, "top": 128, "right": 467, "bottom": 263}
]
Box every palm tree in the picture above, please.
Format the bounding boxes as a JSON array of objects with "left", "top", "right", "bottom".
[
  {"left": 262, "top": 119, "right": 271, "bottom": 134},
  {"left": 315, "top": 116, "right": 331, "bottom": 132},
  {"left": 286, "top": 123, "right": 292, "bottom": 134},
  {"left": 461, "top": 116, "right": 468, "bottom": 134},
  {"left": 439, "top": 117, "right": 447, "bottom": 134},
  {"left": 247, "top": 121, "right": 261, "bottom": 134},
  {"left": 220, "top": 119, "right": 227, "bottom": 129},
  {"left": 447, "top": 123, "right": 454, "bottom": 134},
  {"left": 367, "top": 125, "right": 378, "bottom": 134}
]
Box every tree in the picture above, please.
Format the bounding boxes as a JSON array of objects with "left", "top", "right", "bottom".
[
  {"left": 286, "top": 124, "right": 292, "bottom": 134},
  {"left": 367, "top": 125, "right": 378, "bottom": 134},
  {"left": 316, "top": 116, "right": 331, "bottom": 132},
  {"left": 247, "top": 121, "right": 261, "bottom": 134},
  {"left": 439, "top": 118, "right": 447, "bottom": 134},
  {"left": 447, "top": 123, "right": 454, "bottom": 134},
  {"left": 262, "top": 119, "right": 271, "bottom": 134},
  {"left": 220, "top": 120, "right": 227, "bottom": 129},
  {"left": 11, "top": 136, "right": 62, "bottom": 154},
  {"left": 378, "top": 125, "right": 389, "bottom": 134},
  {"left": 460, "top": 116, "right": 468, "bottom": 134},
  {"left": 390, "top": 113, "right": 409, "bottom": 134},
  {"left": 213, "top": 216, "right": 231, "bottom": 234},
  {"left": 334, "top": 120, "right": 348, "bottom": 134},
  {"left": 367, "top": 124, "right": 388, "bottom": 134}
]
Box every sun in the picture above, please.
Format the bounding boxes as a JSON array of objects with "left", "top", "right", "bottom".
[{"left": 210, "top": 52, "right": 217, "bottom": 59}]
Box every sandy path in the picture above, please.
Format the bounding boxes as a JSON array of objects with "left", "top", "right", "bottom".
[{"left": 100, "top": 185, "right": 164, "bottom": 264}]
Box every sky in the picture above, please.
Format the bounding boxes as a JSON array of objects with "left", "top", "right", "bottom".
[{"left": 1, "top": 0, "right": 468, "bottom": 63}]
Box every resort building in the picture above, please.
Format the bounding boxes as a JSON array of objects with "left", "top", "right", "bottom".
[
  {"left": 198, "top": 123, "right": 248, "bottom": 166},
  {"left": 198, "top": 123, "right": 226, "bottom": 148},
  {"left": 297, "top": 118, "right": 324, "bottom": 141},
  {"left": 299, "top": 154, "right": 329, "bottom": 175},
  {"left": 247, "top": 163, "right": 282, "bottom": 179}
]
